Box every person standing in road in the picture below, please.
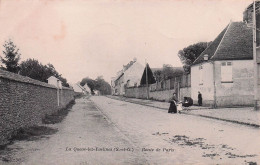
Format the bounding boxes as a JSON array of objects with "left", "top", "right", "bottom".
[
  {"left": 168, "top": 93, "right": 178, "bottom": 113},
  {"left": 198, "top": 91, "right": 202, "bottom": 106}
]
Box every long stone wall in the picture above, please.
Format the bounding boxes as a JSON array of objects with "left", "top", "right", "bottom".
[
  {"left": 125, "top": 86, "right": 148, "bottom": 99},
  {"left": 125, "top": 86, "right": 190, "bottom": 102},
  {"left": 0, "top": 70, "right": 75, "bottom": 145},
  {"left": 150, "top": 89, "right": 175, "bottom": 102}
]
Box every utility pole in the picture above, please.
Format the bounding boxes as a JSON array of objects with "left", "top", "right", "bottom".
[
  {"left": 145, "top": 59, "right": 149, "bottom": 99},
  {"left": 253, "top": 0, "right": 259, "bottom": 110},
  {"left": 57, "top": 79, "right": 60, "bottom": 106}
]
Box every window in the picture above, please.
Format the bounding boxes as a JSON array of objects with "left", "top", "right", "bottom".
[
  {"left": 126, "top": 80, "right": 130, "bottom": 87},
  {"left": 221, "top": 62, "right": 233, "bottom": 83},
  {"left": 199, "top": 65, "right": 203, "bottom": 85}
]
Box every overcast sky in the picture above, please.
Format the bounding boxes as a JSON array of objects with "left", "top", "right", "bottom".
[{"left": 0, "top": 0, "right": 252, "bottom": 84}]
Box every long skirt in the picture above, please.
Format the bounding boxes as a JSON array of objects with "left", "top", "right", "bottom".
[
  {"left": 198, "top": 98, "right": 202, "bottom": 106},
  {"left": 168, "top": 101, "right": 177, "bottom": 113}
]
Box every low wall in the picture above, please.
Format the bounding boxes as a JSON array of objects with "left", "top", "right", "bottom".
[
  {"left": 150, "top": 89, "right": 175, "bottom": 102},
  {"left": 0, "top": 70, "right": 75, "bottom": 145},
  {"left": 125, "top": 86, "right": 148, "bottom": 99},
  {"left": 179, "top": 87, "right": 191, "bottom": 101},
  {"left": 125, "top": 86, "right": 190, "bottom": 102}
]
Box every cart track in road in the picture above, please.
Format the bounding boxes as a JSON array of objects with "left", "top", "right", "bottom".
[
  {"left": 88, "top": 99, "right": 150, "bottom": 164},
  {"left": 91, "top": 96, "right": 260, "bottom": 165},
  {"left": 0, "top": 98, "right": 148, "bottom": 165}
]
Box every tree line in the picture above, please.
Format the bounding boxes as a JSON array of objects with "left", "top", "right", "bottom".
[
  {"left": 80, "top": 76, "right": 111, "bottom": 95},
  {"left": 154, "top": 41, "right": 211, "bottom": 82},
  {"left": 0, "top": 38, "right": 211, "bottom": 91},
  {"left": 0, "top": 39, "right": 69, "bottom": 87},
  {"left": 178, "top": 42, "right": 211, "bottom": 73},
  {"left": 141, "top": 42, "right": 212, "bottom": 83}
]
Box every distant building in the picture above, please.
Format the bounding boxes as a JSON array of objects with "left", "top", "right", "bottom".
[
  {"left": 93, "top": 90, "right": 100, "bottom": 96},
  {"left": 47, "top": 76, "right": 62, "bottom": 88},
  {"left": 111, "top": 77, "right": 116, "bottom": 95},
  {"left": 112, "top": 58, "right": 144, "bottom": 95},
  {"left": 83, "top": 84, "right": 91, "bottom": 94},
  {"left": 72, "top": 83, "right": 85, "bottom": 94},
  {"left": 191, "top": 21, "right": 253, "bottom": 107}
]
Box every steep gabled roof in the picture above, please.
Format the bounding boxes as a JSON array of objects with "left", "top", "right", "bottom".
[
  {"left": 76, "top": 83, "right": 85, "bottom": 91},
  {"left": 193, "top": 25, "right": 228, "bottom": 65},
  {"left": 211, "top": 22, "right": 253, "bottom": 61},
  {"left": 114, "top": 60, "right": 136, "bottom": 82},
  {"left": 140, "top": 64, "right": 156, "bottom": 85},
  {"left": 193, "top": 22, "right": 253, "bottom": 65}
]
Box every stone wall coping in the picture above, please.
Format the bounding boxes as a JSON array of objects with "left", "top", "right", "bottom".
[{"left": 0, "top": 69, "right": 73, "bottom": 91}]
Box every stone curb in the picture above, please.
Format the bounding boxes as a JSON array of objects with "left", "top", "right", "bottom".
[
  {"left": 106, "top": 96, "right": 260, "bottom": 128},
  {"left": 181, "top": 113, "right": 260, "bottom": 128}
]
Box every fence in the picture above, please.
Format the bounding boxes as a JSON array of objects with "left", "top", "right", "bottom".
[
  {"left": 125, "top": 74, "right": 191, "bottom": 101},
  {"left": 149, "top": 74, "right": 190, "bottom": 91}
]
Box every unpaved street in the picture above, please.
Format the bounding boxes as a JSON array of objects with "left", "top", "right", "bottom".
[
  {"left": 1, "top": 96, "right": 260, "bottom": 165},
  {"left": 0, "top": 97, "right": 147, "bottom": 165},
  {"left": 91, "top": 96, "right": 260, "bottom": 165}
]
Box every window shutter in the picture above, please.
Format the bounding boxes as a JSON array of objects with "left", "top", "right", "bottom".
[{"left": 221, "top": 62, "right": 233, "bottom": 82}]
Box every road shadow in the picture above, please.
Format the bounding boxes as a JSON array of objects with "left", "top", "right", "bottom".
[{"left": 0, "top": 100, "right": 76, "bottom": 163}]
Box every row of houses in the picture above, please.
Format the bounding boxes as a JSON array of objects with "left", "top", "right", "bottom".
[
  {"left": 47, "top": 76, "right": 93, "bottom": 95},
  {"left": 111, "top": 2, "right": 259, "bottom": 108}
]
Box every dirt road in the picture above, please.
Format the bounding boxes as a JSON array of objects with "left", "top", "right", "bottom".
[
  {"left": 91, "top": 96, "right": 260, "bottom": 165},
  {"left": 1, "top": 96, "right": 259, "bottom": 165},
  {"left": 0, "top": 97, "right": 147, "bottom": 165}
]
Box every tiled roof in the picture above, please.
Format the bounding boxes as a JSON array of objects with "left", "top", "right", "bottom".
[
  {"left": 212, "top": 22, "right": 253, "bottom": 61},
  {"left": 124, "top": 60, "right": 136, "bottom": 71},
  {"left": 193, "top": 22, "right": 253, "bottom": 65},
  {"left": 193, "top": 25, "right": 228, "bottom": 65},
  {"left": 76, "top": 83, "right": 85, "bottom": 91},
  {"left": 245, "top": 1, "right": 260, "bottom": 12},
  {"left": 114, "top": 60, "right": 136, "bottom": 81}
]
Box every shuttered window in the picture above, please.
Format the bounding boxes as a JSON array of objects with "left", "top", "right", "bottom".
[{"left": 221, "top": 62, "right": 233, "bottom": 83}]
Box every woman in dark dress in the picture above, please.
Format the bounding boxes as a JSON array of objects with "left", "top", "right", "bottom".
[
  {"left": 168, "top": 93, "right": 178, "bottom": 113},
  {"left": 198, "top": 91, "right": 202, "bottom": 106}
]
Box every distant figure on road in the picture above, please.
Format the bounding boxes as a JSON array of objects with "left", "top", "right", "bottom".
[
  {"left": 168, "top": 93, "right": 178, "bottom": 113},
  {"left": 198, "top": 91, "right": 202, "bottom": 106}
]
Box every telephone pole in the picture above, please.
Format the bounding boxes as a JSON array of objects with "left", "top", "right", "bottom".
[
  {"left": 253, "top": 0, "right": 259, "bottom": 110},
  {"left": 145, "top": 59, "right": 149, "bottom": 99}
]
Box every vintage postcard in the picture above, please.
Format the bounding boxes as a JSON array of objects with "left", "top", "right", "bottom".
[{"left": 0, "top": 0, "right": 259, "bottom": 164}]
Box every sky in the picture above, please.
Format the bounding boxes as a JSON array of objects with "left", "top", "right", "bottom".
[{"left": 0, "top": 0, "right": 252, "bottom": 84}]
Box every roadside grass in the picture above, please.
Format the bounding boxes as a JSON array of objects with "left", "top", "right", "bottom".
[
  {"left": 10, "top": 126, "right": 58, "bottom": 142},
  {"left": 42, "top": 100, "right": 75, "bottom": 124},
  {"left": 0, "top": 99, "right": 76, "bottom": 162}
]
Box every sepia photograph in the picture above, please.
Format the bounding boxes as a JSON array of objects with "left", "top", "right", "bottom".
[{"left": 0, "top": 0, "right": 260, "bottom": 164}]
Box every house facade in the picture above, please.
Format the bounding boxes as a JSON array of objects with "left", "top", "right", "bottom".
[
  {"left": 191, "top": 21, "right": 254, "bottom": 107},
  {"left": 112, "top": 59, "right": 144, "bottom": 95}
]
